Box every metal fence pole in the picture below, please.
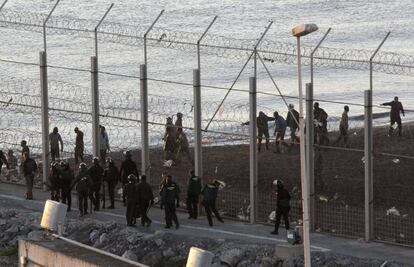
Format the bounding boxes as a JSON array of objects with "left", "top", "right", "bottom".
[
  {"left": 39, "top": 51, "right": 49, "bottom": 191},
  {"left": 193, "top": 69, "right": 202, "bottom": 177},
  {"left": 140, "top": 64, "right": 150, "bottom": 178},
  {"left": 249, "top": 76, "right": 257, "bottom": 224},
  {"left": 42, "top": 0, "right": 60, "bottom": 56},
  {"left": 0, "top": 0, "right": 9, "bottom": 12},
  {"left": 364, "top": 90, "right": 373, "bottom": 241},
  {"left": 94, "top": 3, "right": 114, "bottom": 60},
  {"left": 305, "top": 83, "right": 314, "bottom": 230},
  {"left": 144, "top": 10, "right": 164, "bottom": 66},
  {"left": 91, "top": 56, "right": 100, "bottom": 158}
]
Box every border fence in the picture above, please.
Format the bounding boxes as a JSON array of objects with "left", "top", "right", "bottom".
[{"left": 1, "top": 1, "right": 414, "bottom": 248}]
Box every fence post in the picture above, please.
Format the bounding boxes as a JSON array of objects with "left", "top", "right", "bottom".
[
  {"left": 364, "top": 89, "right": 373, "bottom": 241},
  {"left": 249, "top": 76, "right": 257, "bottom": 224},
  {"left": 91, "top": 56, "right": 100, "bottom": 158},
  {"left": 193, "top": 69, "right": 202, "bottom": 177},
  {"left": 140, "top": 64, "right": 150, "bottom": 179},
  {"left": 39, "top": 51, "right": 49, "bottom": 191},
  {"left": 306, "top": 83, "right": 315, "bottom": 231}
]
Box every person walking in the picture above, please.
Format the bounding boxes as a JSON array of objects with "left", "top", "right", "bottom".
[
  {"left": 175, "top": 128, "right": 193, "bottom": 166},
  {"left": 186, "top": 170, "right": 202, "bottom": 219},
  {"left": 119, "top": 151, "right": 139, "bottom": 206},
  {"left": 74, "top": 127, "right": 84, "bottom": 164},
  {"left": 285, "top": 104, "right": 300, "bottom": 144},
  {"left": 334, "top": 105, "right": 350, "bottom": 147},
  {"left": 71, "top": 163, "right": 92, "bottom": 217},
  {"left": 201, "top": 179, "right": 224, "bottom": 227},
  {"left": 60, "top": 161, "right": 74, "bottom": 212},
  {"left": 137, "top": 175, "right": 154, "bottom": 227},
  {"left": 88, "top": 157, "right": 104, "bottom": 211},
  {"left": 22, "top": 152, "right": 37, "bottom": 200},
  {"left": 273, "top": 111, "right": 288, "bottom": 153},
  {"left": 99, "top": 126, "right": 110, "bottom": 161},
  {"left": 160, "top": 175, "right": 180, "bottom": 229},
  {"left": 123, "top": 174, "right": 138, "bottom": 226},
  {"left": 103, "top": 157, "right": 119, "bottom": 209},
  {"left": 271, "top": 180, "right": 291, "bottom": 235},
  {"left": 242, "top": 111, "right": 274, "bottom": 152},
  {"left": 49, "top": 127, "right": 63, "bottom": 162},
  {"left": 381, "top": 96, "right": 405, "bottom": 136}
]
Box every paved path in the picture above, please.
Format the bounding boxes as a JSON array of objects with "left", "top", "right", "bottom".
[{"left": 0, "top": 182, "right": 413, "bottom": 264}]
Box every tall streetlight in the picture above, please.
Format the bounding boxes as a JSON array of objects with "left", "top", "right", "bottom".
[{"left": 292, "top": 23, "right": 318, "bottom": 267}]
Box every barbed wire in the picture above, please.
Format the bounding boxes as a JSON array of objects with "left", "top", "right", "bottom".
[{"left": 0, "top": 9, "right": 414, "bottom": 75}]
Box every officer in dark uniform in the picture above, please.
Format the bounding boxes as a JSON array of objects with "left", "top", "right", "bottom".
[
  {"left": 160, "top": 175, "right": 180, "bottom": 229},
  {"left": 381, "top": 96, "right": 405, "bottom": 136},
  {"left": 123, "top": 174, "right": 138, "bottom": 226},
  {"left": 137, "top": 175, "right": 154, "bottom": 227},
  {"left": 271, "top": 180, "right": 291, "bottom": 235},
  {"left": 71, "top": 163, "right": 92, "bottom": 217},
  {"left": 186, "top": 170, "right": 202, "bottom": 219},
  {"left": 119, "top": 151, "right": 139, "bottom": 206},
  {"left": 201, "top": 179, "right": 224, "bottom": 227},
  {"left": 88, "top": 157, "right": 104, "bottom": 211},
  {"left": 60, "top": 161, "right": 74, "bottom": 212},
  {"left": 103, "top": 157, "right": 119, "bottom": 209},
  {"left": 48, "top": 161, "right": 61, "bottom": 201},
  {"left": 22, "top": 152, "right": 37, "bottom": 200}
]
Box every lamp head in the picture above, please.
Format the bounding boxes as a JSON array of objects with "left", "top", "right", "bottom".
[{"left": 292, "top": 24, "right": 318, "bottom": 37}]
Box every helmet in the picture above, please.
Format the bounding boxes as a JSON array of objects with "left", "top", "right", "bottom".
[
  {"left": 92, "top": 156, "right": 99, "bottom": 162},
  {"left": 127, "top": 174, "right": 137, "bottom": 181},
  {"left": 21, "top": 140, "right": 27, "bottom": 146},
  {"left": 177, "top": 112, "right": 183, "bottom": 118},
  {"left": 59, "top": 160, "right": 66, "bottom": 167},
  {"left": 51, "top": 161, "right": 58, "bottom": 168},
  {"left": 79, "top": 162, "right": 87, "bottom": 169},
  {"left": 273, "top": 179, "right": 283, "bottom": 187},
  {"left": 106, "top": 157, "right": 113, "bottom": 164},
  {"left": 124, "top": 150, "right": 131, "bottom": 158}
]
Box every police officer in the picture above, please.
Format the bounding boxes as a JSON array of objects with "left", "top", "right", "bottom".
[
  {"left": 201, "top": 179, "right": 224, "bottom": 227},
  {"left": 22, "top": 152, "right": 37, "bottom": 200},
  {"left": 48, "top": 161, "right": 61, "bottom": 201},
  {"left": 123, "top": 174, "right": 138, "bottom": 226},
  {"left": 160, "top": 175, "right": 180, "bottom": 229},
  {"left": 119, "top": 151, "right": 139, "bottom": 206},
  {"left": 71, "top": 163, "right": 92, "bottom": 217},
  {"left": 381, "top": 96, "right": 405, "bottom": 136},
  {"left": 271, "top": 180, "right": 291, "bottom": 235},
  {"left": 60, "top": 161, "right": 74, "bottom": 212},
  {"left": 103, "top": 157, "right": 119, "bottom": 209},
  {"left": 88, "top": 157, "right": 104, "bottom": 211},
  {"left": 137, "top": 175, "right": 154, "bottom": 227},
  {"left": 186, "top": 170, "right": 202, "bottom": 219}
]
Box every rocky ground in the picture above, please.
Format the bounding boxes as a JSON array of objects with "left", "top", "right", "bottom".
[{"left": 0, "top": 207, "right": 412, "bottom": 267}]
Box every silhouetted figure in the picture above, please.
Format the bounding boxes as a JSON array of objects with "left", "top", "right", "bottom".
[
  {"left": 49, "top": 127, "right": 63, "bottom": 162},
  {"left": 186, "top": 170, "right": 202, "bottom": 219},
  {"left": 381, "top": 96, "right": 405, "bottom": 136},
  {"left": 201, "top": 179, "right": 224, "bottom": 227},
  {"left": 334, "top": 105, "right": 350, "bottom": 147},
  {"left": 286, "top": 104, "right": 300, "bottom": 144},
  {"left": 271, "top": 180, "right": 291, "bottom": 235},
  {"left": 74, "top": 127, "right": 84, "bottom": 164}
]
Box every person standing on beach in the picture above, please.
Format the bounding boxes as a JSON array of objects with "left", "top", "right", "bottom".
[
  {"left": 334, "top": 105, "right": 349, "bottom": 147},
  {"left": 74, "top": 127, "right": 84, "bottom": 164},
  {"left": 285, "top": 104, "right": 300, "bottom": 144},
  {"left": 381, "top": 96, "right": 405, "bottom": 137},
  {"left": 49, "top": 127, "right": 63, "bottom": 162}
]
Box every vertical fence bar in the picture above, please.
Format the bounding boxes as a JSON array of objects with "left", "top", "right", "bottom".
[
  {"left": 364, "top": 89, "right": 373, "bottom": 241},
  {"left": 91, "top": 56, "right": 100, "bottom": 158},
  {"left": 144, "top": 10, "right": 164, "bottom": 66},
  {"left": 40, "top": 51, "right": 49, "bottom": 191},
  {"left": 193, "top": 69, "right": 202, "bottom": 177},
  {"left": 249, "top": 76, "right": 257, "bottom": 224},
  {"left": 140, "top": 64, "right": 150, "bottom": 178},
  {"left": 305, "top": 83, "right": 314, "bottom": 231},
  {"left": 0, "top": 0, "right": 9, "bottom": 12}
]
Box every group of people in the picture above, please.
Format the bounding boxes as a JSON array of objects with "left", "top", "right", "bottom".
[
  {"left": 245, "top": 96, "right": 405, "bottom": 151},
  {"left": 163, "top": 112, "right": 193, "bottom": 166}
]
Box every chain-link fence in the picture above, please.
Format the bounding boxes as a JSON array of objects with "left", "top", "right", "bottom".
[{"left": 1, "top": 3, "right": 414, "bottom": 248}]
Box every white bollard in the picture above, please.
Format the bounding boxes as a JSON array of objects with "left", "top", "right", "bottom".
[
  {"left": 40, "top": 200, "right": 67, "bottom": 234},
  {"left": 186, "top": 247, "right": 214, "bottom": 267}
]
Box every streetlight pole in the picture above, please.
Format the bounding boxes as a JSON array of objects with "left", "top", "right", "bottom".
[{"left": 292, "top": 23, "right": 318, "bottom": 267}]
